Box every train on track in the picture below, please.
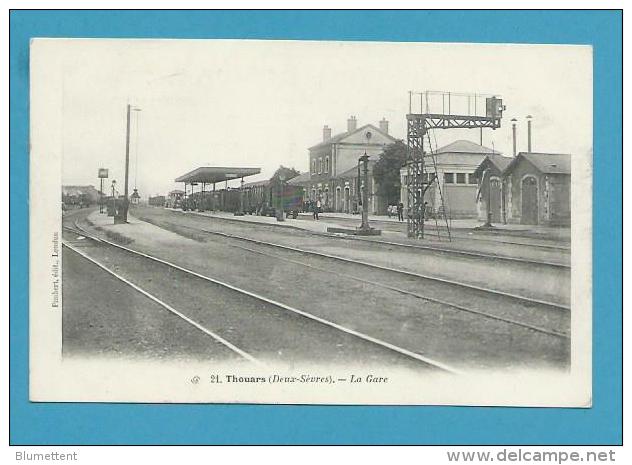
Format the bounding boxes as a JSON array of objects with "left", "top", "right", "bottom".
[{"left": 160, "top": 180, "right": 306, "bottom": 217}]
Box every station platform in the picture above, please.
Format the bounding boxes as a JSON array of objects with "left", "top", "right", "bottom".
[
  {"left": 158, "top": 208, "right": 569, "bottom": 242},
  {"left": 164, "top": 208, "right": 339, "bottom": 235},
  {"left": 297, "top": 212, "right": 570, "bottom": 238}
]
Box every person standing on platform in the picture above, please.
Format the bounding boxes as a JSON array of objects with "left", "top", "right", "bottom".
[
  {"left": 314, "top": 198, "right": 321, "bottom": 220},
  {"left": 397, "top": 201, "right": 404, "bottom": 222}
]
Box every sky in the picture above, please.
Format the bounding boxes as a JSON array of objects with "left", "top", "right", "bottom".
[{"left": 51, "top": 39, "right": 592, "bottom": 197}]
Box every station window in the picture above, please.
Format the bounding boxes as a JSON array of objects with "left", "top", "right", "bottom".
[
  {"left": 325, "top": 156, "right": 330, "bottom": 173},
  {"left": 456, "top": 173, "right": 466, "bottom": 184},
  {"left": 468, "top": 173, "right": 478, "bottom": 184},
  {"left": 422, "top": 173, "right": 436, "bottom": 184},
  {"left": 318, "top": 158, "right": 323, "bottom": 174},
  {"left": 444, "top": 173, "right": 455, "bottom": 184},
  {"left": 312, "top": 160, "right": 317, "bottom": 174}
]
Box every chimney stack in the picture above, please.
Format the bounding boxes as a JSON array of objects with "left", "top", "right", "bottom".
[
  {"left": 511, "top": 118, "right": 517, "bottom": 157},
  {"left": 323, "top": 125, "right": 332, "bottom": 142},
  {"left": 526, "top": 115, "right": 533, "bottom": 152},
  {"left": 379, "top": 117, "right": 389, "bottom": 134},
  {"left": 347, "top": 115, "right": 357, "bottom": 133}
]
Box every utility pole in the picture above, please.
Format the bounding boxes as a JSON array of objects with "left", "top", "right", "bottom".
[
  {"left": 114, "top": 103, "right": 132, "bottom": 224},
  {"left": 122, "top": 104, "right": 131, "bottom": 223},
  {"left": 118, "top": 104, "right": 141, "bottom": 223}
]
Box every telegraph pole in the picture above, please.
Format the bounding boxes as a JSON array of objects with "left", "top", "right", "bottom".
[
  {"left": 118, "top": 104, "right": 141, "bottom": 223},
  {"left": 114, "top": 104, "right": 131, "bottom": 224},
  {"left": 123, "top": 104, "right": 131, "bottom": 222}
]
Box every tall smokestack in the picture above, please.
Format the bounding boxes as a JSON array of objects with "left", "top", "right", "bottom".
[
  {"left": 526, "top": 115, "right": 533, "bottom": 152},
  {"left": 379, "top": 117, "right": 389, "bottom": 134},
  {"left": 323, "top": 125, "right": 332, "bottom": 142},
  {"left": 511, "top": 118, "right": 517, "bottom": 157},
  {"left": 347, "top": 115, "right": 357, "bottom": 133}
]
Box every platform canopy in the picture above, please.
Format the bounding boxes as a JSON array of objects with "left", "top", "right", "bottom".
[{"left": 175, "top": 166, "right": 261, "bottom": 184}]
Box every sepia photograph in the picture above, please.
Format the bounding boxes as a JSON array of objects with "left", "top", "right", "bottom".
[{"left": 29, "top": 38, "right": 592, "bottom": 405}]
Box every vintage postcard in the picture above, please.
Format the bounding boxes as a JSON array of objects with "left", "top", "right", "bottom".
[{"left": 29, "top": 39, "right": 592, "bottom": 405}]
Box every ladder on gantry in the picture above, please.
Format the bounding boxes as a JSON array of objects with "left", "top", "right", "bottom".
[
  {"left": 406, "top": 90, "right": 505, "bottom": 241},
  {"left": 424, "top": 130, "right": 451, "bottom": 241}
]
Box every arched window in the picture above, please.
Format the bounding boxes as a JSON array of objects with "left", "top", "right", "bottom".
[
  {"left": 325, "top": 156, "right": 330, "bottom": 173},
  {"left": 318, "top": 158, "right": 323, "bottom": 174}
]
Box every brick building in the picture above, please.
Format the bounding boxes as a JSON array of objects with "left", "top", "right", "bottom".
[
  {"left": 472, "top": 154, "right": 513, "bottom": 223},
  {"left": 399, "top": 140, "right": 499, "bottom": 219},
  {"left": 473, "top": 152, "right": 571, "bottom": 226},
  {"left": 297, "top": 116, "right": 399, "bottom": 214},
  {"left": 503, "top": 152, "right": 571, "bottom": 225}
]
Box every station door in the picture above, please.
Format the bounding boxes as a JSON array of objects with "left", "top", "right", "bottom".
[{"left": 521, "top": 177, "right": 539, "bottom": 225}]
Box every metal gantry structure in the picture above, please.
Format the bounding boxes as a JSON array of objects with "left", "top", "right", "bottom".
[{"left": 406, "top": 91, "right": 505, "bottom": 239}]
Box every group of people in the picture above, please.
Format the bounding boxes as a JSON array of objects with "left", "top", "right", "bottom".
[
  {"left": 388, "top": 202, "right": 405, "bottom": 221},
  {"left": 305, "top": 198, "right": 322, "bottom": 220}
]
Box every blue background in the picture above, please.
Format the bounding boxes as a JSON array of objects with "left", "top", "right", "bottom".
[{"left": 9, "top": 10, "right": 622, "bottom": 445}]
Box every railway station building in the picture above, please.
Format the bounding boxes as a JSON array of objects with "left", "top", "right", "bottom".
[
  {"left": 473, "top": 151, "right": 571, "bottom": 226},
  {"left": 472, "top": 153, "right": 513, "bottom": 223},
  {"left": 298, "top": 116, "right": 399, "bottom": 214},
  {"left": 399, "top": 140, "right": 500, "bottom": 219},
  {"left": 502, "top": 152, "right": 571, "bottom": 226}
]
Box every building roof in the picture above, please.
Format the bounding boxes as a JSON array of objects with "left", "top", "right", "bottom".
[
  {"left": 308, "top": 123, "right": 397, "bottom": 150},
  {"left": 287, "top": 172, "right": 311, "bottom": 185},
  {"left": 175, "top": 166, "right": 261, "bottom": 184},
  {"left": 336, "top": 160, "right": 376, "bottom": 179},
  {"left": 426, "top": 152, "right": 487, "bottom": 167},
  {"left": 420, "top": 140, "right": 501, "bottom": 168},
  {"left": 507, "top": 152, "right": 571, "bottom": 175},
  {"left": 243, "top": 179, "right": 270, "bottom": 188},
  {"left": 434, "top": 139, "right": 500, "bottom": 155},
  {"left": 473, "top": 154, "right": 514, "bottom": 177},
  {"left": 168, "top": 189, "right": 185, "bottom": 195}
]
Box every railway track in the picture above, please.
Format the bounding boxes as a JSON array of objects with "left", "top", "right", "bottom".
[
  {"left": 63, "top": 240, "right": 260, "bottom": 364},
  {"left": 343, "top": 234, "right": 569, "bottom": 269},
  {"left": 166, "top": 209, "right": 569, "bottom": 269},
  {"left": 151, "top": 220, "right": 570, "bottom": 313},
  {"left": 113, "top": 216, "right": 570, "bottom": 339},
  {"left": 62, "top": 223, "right": 461, "bottom": 374}
]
